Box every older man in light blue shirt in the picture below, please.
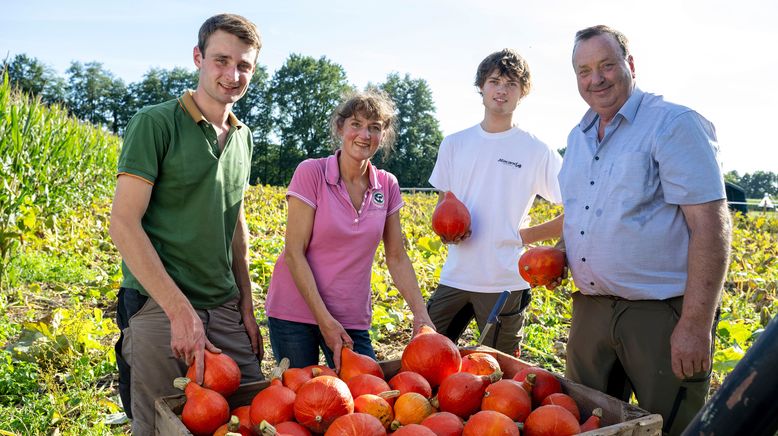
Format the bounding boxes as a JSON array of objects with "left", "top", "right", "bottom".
[{"left": 559, "top": 25, "right": 731, "bottom": 436}]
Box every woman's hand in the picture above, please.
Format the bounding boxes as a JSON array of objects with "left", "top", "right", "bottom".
[{"left": 320, "top": 318, "right": 353, "bottom": 372}]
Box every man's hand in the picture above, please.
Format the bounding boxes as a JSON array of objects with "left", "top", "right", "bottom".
[
  {"left": 320, "top": 319, "right": 352, "bottom": 372},
  {"left": 546, "top": 265, "right": 568, "bottom": 290},
  {"left": 241, "top": 308, "right": 265, "bottom": 362},
  {"left": 411, "top": 310, "right": 436, "bottom": 336},
  {"left": 170, "top": 308, "right": 221, "bottom": 384},
  {"left": 670, "top": 317, "right": 712, "bottom": 379},
  {"left": 440, "top": 229, "right": 472, "bottom": 245}
]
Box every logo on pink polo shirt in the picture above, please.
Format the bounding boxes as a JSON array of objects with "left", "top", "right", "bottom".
[{"left": 372, "top": 191, "right": 385, "bottom": 206}]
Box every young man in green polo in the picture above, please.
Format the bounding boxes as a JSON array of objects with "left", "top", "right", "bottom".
[{"left": 109, "top": 14, "right": 264, "bottom": 434}]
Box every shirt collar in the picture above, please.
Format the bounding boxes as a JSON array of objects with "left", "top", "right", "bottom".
[
  {"left": 178, "top": 90, "right": 243, "bottom": 129},
  {"left": 577, "top": 87, "right": 645, "bottom": 133},
  {"left": 324, "top": 150, "right": 382, "bottom": 190}
]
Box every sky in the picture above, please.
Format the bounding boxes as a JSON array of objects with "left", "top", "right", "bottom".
[{"left": 2, "top": 0, "right": 776, "bottom": 174}]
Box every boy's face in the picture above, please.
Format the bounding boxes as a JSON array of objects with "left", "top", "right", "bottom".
[
  {"left": 480, "top": 70, "right": 523, "bottom": 117},
  {"left": 193, "top": 29, "right": 258, "bottom": 107}
]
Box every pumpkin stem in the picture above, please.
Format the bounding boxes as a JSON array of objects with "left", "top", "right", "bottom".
[
  {"left": 429, "top": 395, "right": 439, "bottom": 409},
  {"left": 592, "top": 407, "right": 603, "bottom": 418},
  {"left": 172, "top": 377, "right": 191, "bottom": 391},
  {"left": 378, "top": 389, "right": 401, "bottom": 400},
  {"left": 258, "top": 420, "right": 277, "bottom": 435},
  {"left": 487, "top": 369, "right": 504, "bottom": 382}
]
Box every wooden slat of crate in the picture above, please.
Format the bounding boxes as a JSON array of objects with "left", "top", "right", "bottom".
[{"left": 156, "top": 347, "right": 662, "bottom": 435}]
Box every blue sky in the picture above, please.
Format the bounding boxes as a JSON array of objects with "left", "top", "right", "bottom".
[{"left": 2, "top": 0, "right": 776, "bottom": 174}]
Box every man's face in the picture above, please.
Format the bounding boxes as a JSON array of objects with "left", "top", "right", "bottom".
[
  {"left": 573, "top": 34, "right": 635, "bottom": 122},
  {"left": 193, "top": 29, "right": 258, "bottom": 107},
  {"left": 480, "top": 71, "right": 523, "bottom": 117}
]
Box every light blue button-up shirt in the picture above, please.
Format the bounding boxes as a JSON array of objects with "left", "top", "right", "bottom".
[{"left": 559, "top": 88, "right": 725, "bottom": 300}]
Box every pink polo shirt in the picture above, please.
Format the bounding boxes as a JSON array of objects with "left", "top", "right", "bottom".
[{"left": 265, "top": 151, "right": 404, "bottom": 329}]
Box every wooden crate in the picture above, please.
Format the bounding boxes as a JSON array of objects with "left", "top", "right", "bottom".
[{"left": 155, "top": 346, "right": 662, "bottom": 435}]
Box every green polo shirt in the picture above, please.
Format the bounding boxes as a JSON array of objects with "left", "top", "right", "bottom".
[{"left": 117, "top": 91, "right": 252, "bottom": 308}]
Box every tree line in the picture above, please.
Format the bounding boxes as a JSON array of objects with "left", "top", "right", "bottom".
[
  {"left": 725, "top": 171, "right": 778, "bottom": 199},
  {"left": 1, "top": 53, "right": 443, "bottom": 187}
]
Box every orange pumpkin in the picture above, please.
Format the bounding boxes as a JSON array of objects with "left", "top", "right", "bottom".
[
  {"left": 435, "top": 370, "right": 502, "bottom": 419},
  {"left": 258, "top": 420, "right": 313, "bottom": 436},
  {"left": 420, "top": 411, "right": 464, "bottom": 436},
  {"left": 339, "top": 347, "right": 384, "bottom": 382},
  {"left": 392, "top": 423, "right": 437, "bottom": 436},
  {"left": 401, "top": 325, "right": 461, "bottom": 388},
  {"left": 185, "top": 350, "right": 241, "bottom": 398},
  {"left": 523, "top": 405, "right": 580, "bottom": 436},
  {"left": 173, "top": 377, "right": 230, "bottom": 436},
  {"left": 293, "top": 375, "right": 354, "bottom": 434},
  {"left": 481, "top": 379, "right": 532, "bottom": 423},
  {"left": 346, "top": 373, "right": 392, "bottom": 404},
  {"left": 354, "top": 393, "right": 395, "bottom": 430},
  {"left": 251, "top": 359, "right": 296, "bottom": 426},
  {"left": 213, "top": 415, "right": 253, "bottom": 436},
  {"left": 518, "top": 246, "right": 565, "bottom": 288},
  {"left": 579, "top": 408, "right": 603, "bottom": 432},
  {"left": 463, "top": 410, "right": 520, "bottom": 436},
  {"left": 230, "top": 405, "right": 252, "bottom": 430},
  {"left": 431, "top": 191, "right": 471, "bottom": 241},
  {"left": 388, "top": 371, "right": 433, "bottom": 399},
  {"left": 391, "top": 392, "right": 436, "bottom": 431},
  {"left": 323, "top": 412, "right": 387, "bottom": 436},
  {"left": 460, "top": 352, "right": 501, "bottom": 376},
  {"left": 541, "top": 393, "right": 580, "bottom": 422},
  {"left": 513, "top": 367, "right": 562, "bottom": 407}
]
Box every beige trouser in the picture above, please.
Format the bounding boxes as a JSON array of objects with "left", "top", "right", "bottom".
[
  {"left": 122, "top": 295, "right": 263, "bottom": 436},
  {"left": 566, "top": 292, "right": 715, "bottom": 436},
  {"left": 426, "top": 284, "right": 531, "bottom": 354}
]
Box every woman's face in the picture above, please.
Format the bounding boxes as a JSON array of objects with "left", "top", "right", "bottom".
[{"left": 338, "top": 113, "right": 385, "bottom": 162}]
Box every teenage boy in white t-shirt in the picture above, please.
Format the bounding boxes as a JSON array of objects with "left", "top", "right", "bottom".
[{"left": 426, "top": 48, "right": 564, "bottom": 354}]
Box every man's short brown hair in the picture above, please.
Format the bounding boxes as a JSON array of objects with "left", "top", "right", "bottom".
[
  {"left": 198, "top": 13, "right": 262, "bottom": 60},
  {"left": 574, "top": 25, "right": 630, "bottom": 59},
  {"left": 474, "top": 49, "right": 531, "bottom": 97}
]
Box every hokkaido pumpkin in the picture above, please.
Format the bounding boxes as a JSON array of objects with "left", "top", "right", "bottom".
[
  {"left": 460, "top": 352, "right": 501, "bottom": 376},
  {"left": 306, "top": 364, "right": 338, "bottom": 377},
  {"left": 324, "top": 412, "right": 387, "bottom": 436},
  {"left": 283, "top": 367, "right": 315, "bottom": 393},
  {"left": 513, "top": 367, "right": 562, "bottom": 406},
  {"left": 431, "top": 191, "right": 471, "bottom": 241},
  {"left": 230, "top": 405, "right": 252, "bottom": 430},
  {"left": 388, "top": 371, "right": 432, "bottom": 399},
  {"left": 346, "top": 373, "right": 391, "bottom": 404},
  {"left": 401, "top": 325, "right": 461, "bottom": 387},
  {"left": 392, "top": 423, "right": 437, "bottom": 436},
  {"left": 250, "top": 359, "right": 296, "bottom": 426},
  {"left": 434, "top": 370, "right": 502, "bottom": 419},
  {"left": 391, "top": 392, "right": 436, "bottom": 430},
  {"left": 294, "top": 375, "right": 354, "bottom": 433},
  {"left": 173, "top": 377, "right": 230, "bottom": 436},
  {"left": 420, "top": 411, "right": 464, "bottom": 436},
  {"left": 185, "top": 349, "right": 241, "bottom": 398},
  {"left": 523, "top": 405, "right": 580, "bottom": 436},
  {"left": 213, "top": 415, "right": 253, "bottom": 436},
  {"left": 257, "top": 421, "right": 311, "bottom": 436},
  {"left": 541, "top": 393, "right": 580, "bottom": 421},
  {"left": 463, "top": 410, "right": 520, "bottom": 436},
  {"left": 258, "top": 420, "right": 313, "bottom": 436},
  {"left": 481, "top": 379, "right": 532, "bottom": 423},
  {"left": 518, "top": 246, "right": 565, "bottom": 288},
  {"left": 354, "top": 393, "right": 396, "bottom": 429},
  {"left": 339, "top": 347, "right": 384, "bottom": 382},
  {"left": 579, "top": 408, "right": 603, "bottom": 432}
]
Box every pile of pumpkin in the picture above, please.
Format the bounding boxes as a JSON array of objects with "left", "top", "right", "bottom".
[{"left": 174, "top": 326, "right": 602, "bottom": 436}]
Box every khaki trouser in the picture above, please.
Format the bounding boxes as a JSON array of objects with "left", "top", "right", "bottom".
[
  {"left": 566, "top": 292, "right": 716, "bottom": 436},
  {"left": 426, "top": 284, "right": 531, "bottom": 354},
  {"left": 122, "top": 294, "right": 263, "bottom": 436}
]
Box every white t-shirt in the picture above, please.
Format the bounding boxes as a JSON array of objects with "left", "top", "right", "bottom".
[{"left": 429, "top": 124, "right": 563, "bottom": 292}]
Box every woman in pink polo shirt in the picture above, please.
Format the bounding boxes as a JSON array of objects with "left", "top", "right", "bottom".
[{"left": 265, "top": 90, "right": 434, "bottom": 371}]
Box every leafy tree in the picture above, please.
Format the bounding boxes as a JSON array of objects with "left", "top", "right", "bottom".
[
  {"left": 268, "top": 54, "right": 352, "bottom": 185},
  {"left": 2, "top": 54, "right": 66, "bottom": 105},
  {"left": 65, "top": 61, "right": 126, "bottom": 131},
  {"left": 724, "top": 170, "right": 741, "bottom": 185},
  {"left": 375, "top": 73, "right": 443, "bottom": 188},
  {"left": 739, "top": 171, "right": 778, "bottom": 198}
]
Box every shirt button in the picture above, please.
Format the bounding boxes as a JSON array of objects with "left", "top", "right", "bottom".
[
  {"left": 580, "top": 231, "right": 585, "bottom": 235},
  {"left": 594, "top": 156, "right": 600, "bottom": 161},
  {"left": 590, "top": 181, "right": 595, "bottom": 185},
  {"left": 581, "top": 258, "right": 586, "bottom": 262},
  {"left": 585, "top": 206, "right": 590, "bottom": 210},
  {"left": 353, "top": 218, "right": 358, "bottom": 223},
  {"left": 590, "top": 282, "right": 595, "bottom": 286}
]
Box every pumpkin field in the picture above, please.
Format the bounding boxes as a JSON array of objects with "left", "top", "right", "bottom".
[{"left": 1, "top": 75, "right": 777, "bottom": 434}]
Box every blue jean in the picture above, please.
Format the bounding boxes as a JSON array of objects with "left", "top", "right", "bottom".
[{"left": 268, "top": 317, "right": 376, "bottom": 368}]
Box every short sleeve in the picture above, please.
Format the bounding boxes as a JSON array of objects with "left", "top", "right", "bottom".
[
  {"left": 287, "top": 159, "right": 323, "bottom": 209},
  {"left": 537, "top": 146, "right": 563, "bottom": 204},
  {"left": 117, "top": 112, "right": 168, "bottom": 183},
  {"left": 655, "top": 111, "right": 725, "bottom": 205},
  {"left": 385, "top": 171, "right": 404, "bottom": 216},
  {"left": 428, "top": 137, "right": 451, "bottom": 191}
]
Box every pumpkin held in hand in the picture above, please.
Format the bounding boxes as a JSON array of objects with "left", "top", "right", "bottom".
[
  {"left": 518, "top": 246, "right": 565, "bottom": 288},
  {"left": 431, "top": 191, "right": 471, "bottom": 241},
  {"left": 185, "top": 350, "right": 241, "bottom": 398}
]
